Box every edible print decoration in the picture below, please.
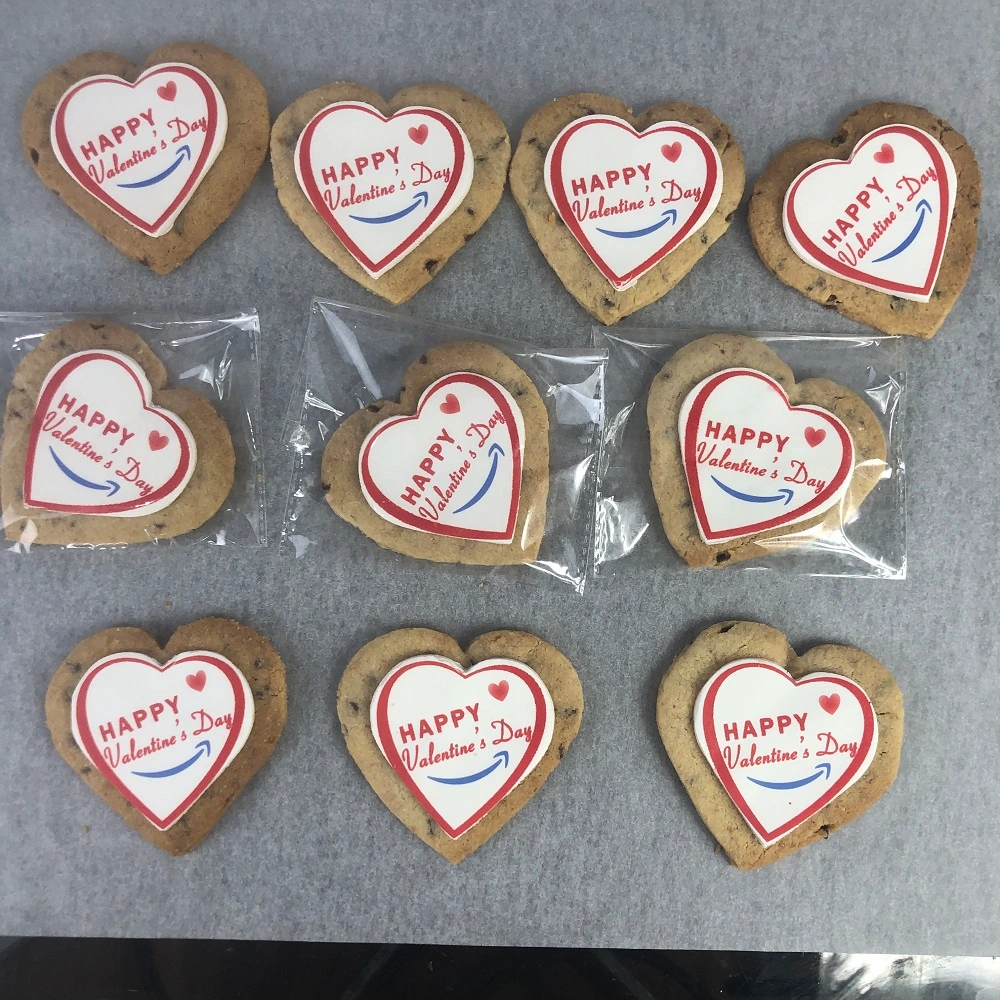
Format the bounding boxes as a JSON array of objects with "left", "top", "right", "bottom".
[
  {"left": 359, "top": 372, "right": 525, "bottom": 543},
  {"left": 694, "top": 658, "right": 877, "bottom": 846},
  {"left": 679, "top": 368, "right": 854, "bottom": 543},
  {"left": 544, "top": 114, "right": 723, "bottom": 289},
  {"left": 295, "top": 102, "right": 474, "bottom": 278},
  {"left": 71, "top": 650, "right": 254, "bottom": 831},
  {"left": 782, "top": 124, "right": 957, "bottom": 302},
  {"left": 371, "top": 654, "right": 554, "bottom": 838},
  {"left": 23, "top": 349, "right": 196, "bottom": 517},
  {"left": 51, "top": 63, "right": 227, "bottom": 238}
]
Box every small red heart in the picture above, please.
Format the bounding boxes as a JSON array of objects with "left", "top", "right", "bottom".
[
  {"left": 148, "top": 430, "right": 169, "bottom": 451},
  {"left": 819, "top": 693, "right": 840, "bottom": 715},
  {"left": 186, "top": 670, "right": 206, "bottom": 692},
  {"left": 804, "top": 427, "right": 826, "bottom": 448},
  {"left": 440, "top": 393, "right": 460, "bottom": 414},
  {"left": 661, "top": 141, "right": 682, "bottom": 163},
  {"left": 408, "top": 124, "right": 429, "bottom": 145},
  {"left": 488, "top": 680, "right": 509, "bottom": 702},
  {"left": 873, "top": 143, "right": 894, "bottom": 164},
  {"left": 157, "top": 80, "right": 177, "bottom": 102}
]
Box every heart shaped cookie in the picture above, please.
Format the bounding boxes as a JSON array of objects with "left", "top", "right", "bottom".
[
  {"left": 46, "top": 617, "right": 287, "bottom": 855},
  {"left": 322, "top": 341, "right": 549, "bottom": 564},
  {"left": 23, "top": 43, "right": 269, "bottom": 274},
  {"left": 1, "top": 320, "right": 235, "bottom": 545},
  {"left": 647, "top": 334, "right": 887, "bottom": 568},
  {"left": 338, "top": 628, "right": 583, "bottom": 862},
  {"left": 271, "top": 83, "right": 509, "bottom": 304},
  {"left": 510, "top": 93, "right": 744, "bottom": 324},
  {"left": 748, "top": 102, "right": 980, "bottom": 337},
  {"left": 657, "top": 621, "right": 903, "bottom": 869}
]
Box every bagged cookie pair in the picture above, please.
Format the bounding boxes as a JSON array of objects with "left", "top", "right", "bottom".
[
  {"left": 595, "top": 328, "right": 906, "bottom": 578},
  {"left": 0, "top": 312, "right": 264, "bottom": 548},
  {"left": 281, "top": 299, "right": 606, "bottom": 592}
]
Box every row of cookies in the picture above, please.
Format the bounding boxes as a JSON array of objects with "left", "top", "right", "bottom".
[
  {"left": 49, "top": 616, "right": 902, "bottom": 869},
  {"left": 26, "top": 44, "right": 979, "bottom": 335},
  {"left": 3, "top": 320, "right": 887, "bottom": 575}
]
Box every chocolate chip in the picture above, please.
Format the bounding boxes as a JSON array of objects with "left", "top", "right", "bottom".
[
  {"left": 424, "top": 258, "right": 439, "bottom": 273},
  {"left": 29, "top": 148, "right": 39, "bottom": 164},
  {"left": 715, "top": 551, "right": 731, "bottom": 564}
]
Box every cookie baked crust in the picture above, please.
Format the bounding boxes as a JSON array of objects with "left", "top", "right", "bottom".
[
  {"left": 338, "top": 628, "right": 583, "bottom": 863},
  {"left": 510, "top": 93, "right": 745, "bottom": 325},
  {"left": 271, "top": 82, "right": 510, "bottom": 304},
  {"left": 322, "top": 340, "right": 549, "bottom": 565},
  {"left": 657, "top": 621, "right": 903, "bottom": 870},
  {"left": 23, "top": 42, "right": 270, "bottom": 275},
  {"left": 748, "top": 102, "right": 980, "bottom": 338},
  {"left": 647, "top": 333, "right": 887, "bottom": 568},
  {"left": 46, "top": 617, "right": 288, "bottom": 856},
  {"left": 1, "top": 320, "right": 235, "bottom": 546}
]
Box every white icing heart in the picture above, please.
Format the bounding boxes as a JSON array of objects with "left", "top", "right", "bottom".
[
  {"left": 371, "top": 654, "right": 554, "bottom": 838},
  {"left": 51, "top": 63, "right": 227, "bottom": 237},
  {"left": 678, "top": 368, "right": 854, "bottom": 543},
  {"left": 544, "top": 114, "right": 723, "bottom": 289},
  {"left": 295, "top": 102, "right": 473, "bottom": 277},
  {"left": 71, "top": 650, "right": 254, "bottom": 831},
  {"left": 782, "top": 124, "right": 957, "bottom": 302},
  {"left": 694, "top": 659, "right": 877, "bottom": 845},
  {"left": 358, "top": 372, "right": 525, "bottom": 543},
  {"left": 23, "top": 350, "right": 197, "bottom": 517}
]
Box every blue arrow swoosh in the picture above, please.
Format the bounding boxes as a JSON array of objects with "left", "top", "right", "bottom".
[
  {"left": 871, "top": 198, "right": 933, "bottom": 263},
  {"left": 49, "top": 447, "right": 120, "bottom": 496},
  {"left": 427, "top": 750, "right": 509, "bottom": 785},
  {"left": 453, "top": 443, "right": 505, "bottom": 513},
  {"left": 596, "top": 208, "right": 677, "bottom": 239},
  {"left": 711, "top": 476, "right": 793, "bottom": 505},
  {"left": 349, "top": 190, "right": 429, "bottom": 224},
  {"left": 117, "top": 145, "right": 191, "bottom": 188},
  {"left": 132, "top": 740, "right": 211, "bottom": 778},
  {"left": 746, "top": 762, "right": 832, "bottom": 790}
]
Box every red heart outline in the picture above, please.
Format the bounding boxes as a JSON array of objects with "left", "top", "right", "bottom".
[
  {"left": 547, "top": 117, "right": 721, "bottom": 289},
  {"left": 373, "top": 658, "right": 549, "bottom": 838},
  {"left": 700, "top": 661, "right": 876, "bottom": 844},
  {"left": 51, "top": 64, "right": 221, "bottom": 237},
  {"left": 784, "top": 124, "right": 952, "bottom": 299},
  {"left": 296, "top": 103, "right": 467, "bottom": 276},
  {"left": 681, "top": 369, "right": 855, "bottom": 543},
  {"left": 22, "top": 350, "right": 194, "bottom": 516},
  {"left": 359, "top": 372, "right": 522, "bottom": 542},
  {"left": 73, "top": 652, "right": 248, "bottom": 831}
]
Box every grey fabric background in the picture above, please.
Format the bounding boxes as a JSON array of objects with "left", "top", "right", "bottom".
[{"left": 0, "top": 0, "right": 997, "bottom": 955}]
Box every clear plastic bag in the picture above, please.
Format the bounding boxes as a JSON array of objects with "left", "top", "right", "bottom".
[
  {"left": 0, "top": 311, "right": 265, "bottom": 550},
  {"left": 594, "top": 326, "right": 906, "bottom": 578},
  {"left": 281, "top": 299, "right": 606, "bottom": 593}
]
